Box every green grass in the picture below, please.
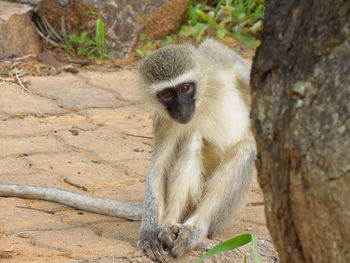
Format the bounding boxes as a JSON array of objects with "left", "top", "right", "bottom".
[
  {"left": 179, "top": 0, "right": 264, "bottom": 48},
  {"left": 196, "top": 233, "right": 260, "bottom": 263},
  {"left": 64, "top": 12, "right": 108, "bottom": 59}
]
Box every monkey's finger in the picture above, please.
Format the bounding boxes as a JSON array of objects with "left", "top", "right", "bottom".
[
  {"left": 171, "top": 231, "right": 190, "bottom": 258},
  {"left": 171, "top": 225, "right": 180, "bottom": 234},
  {"left": 152, "top": 243, "right": 166, "bottom": 263},
  {"left": 171, "top": 242, "right": 187, "bottom": 258},
  {"left": 163, "top": 234, "right": 175, "bottom": 249},
  {"left": 154, "top": 249, "right": 166, "bottom": 263},
  {"left": 158, "top": 228, "right": 176, "bottom": 249},
  {"left": 143, "top": 243, "right": 157, "bottom": 262}
]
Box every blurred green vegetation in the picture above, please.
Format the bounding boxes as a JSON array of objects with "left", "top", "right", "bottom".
[{"left": 180, "top": 0, "right": 264, "bottom": 48}]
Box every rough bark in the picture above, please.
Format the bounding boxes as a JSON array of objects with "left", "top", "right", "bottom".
[{"left": 251, "top": 1, "right": 350, "bottom": 263}]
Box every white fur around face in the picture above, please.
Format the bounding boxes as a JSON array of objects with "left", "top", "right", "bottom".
[{"left": 150, "top": 71, "right": 198, "bottom": 92}]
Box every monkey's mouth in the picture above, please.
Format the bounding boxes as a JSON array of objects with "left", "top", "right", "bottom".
[
  {"left": 176, "top": 117, "right": 192, "bottom": 124},
  {"left": 169, "top": 109, "right": 194, "bottom": 124},
  {"left": 167, "top": 102, "right": 195, "bottom": 124}
]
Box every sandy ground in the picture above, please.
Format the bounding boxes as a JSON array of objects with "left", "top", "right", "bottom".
[{"left": 0, "top": 68, "right": 277, "bottom": 262}]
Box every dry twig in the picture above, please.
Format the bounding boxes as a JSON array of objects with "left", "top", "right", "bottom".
[{"left": 14, "top": 71, "right": 31, "bottom": 93}]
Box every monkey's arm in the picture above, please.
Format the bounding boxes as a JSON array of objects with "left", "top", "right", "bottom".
[
  {"left": 157, "top": 133, "right": 203, "bottom": 250},
  {"left": 171, "top": 139, "right": 256, "bottom": 257},
  {"left": 137, "top": 115, "right": 177, "bottom": 262},
  {"left": 162, "top": 133, "right": 203, "bottom": 225},
  {"left": 138, "top": 149, "right": 174, "bottom": 263},
  {"left": 0, "top": 184, "right": 142, "bottom": 220}
]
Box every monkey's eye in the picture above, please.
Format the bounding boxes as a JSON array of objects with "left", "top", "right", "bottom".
[
  {"left": 179, "top": 83, "right": 193, "bottom": 94},
  {"left": 159, "top": 89, "right": 175, "bottom": 101}
]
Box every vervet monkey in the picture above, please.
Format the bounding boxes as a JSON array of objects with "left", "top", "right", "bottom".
[{"left": 0, "top": 39, "right": 256, "bottom": 262}]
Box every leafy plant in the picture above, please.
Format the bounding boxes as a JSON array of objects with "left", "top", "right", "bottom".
[
  {"left": 63, "top": 12, "right": 108, "bottom": 59},
  {"left": 94, "top": 17, "right": 108, "bottom": 59},
  {"left": 65, "top": 31, "right": 95, "bottom": 57},
  {"left": 196, "top": 233, "right": 260, "bottom": 263},
  {"left": 180, "top": 0, "right": 264, "bottom": 48}
]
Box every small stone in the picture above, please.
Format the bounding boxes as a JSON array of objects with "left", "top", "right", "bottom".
[
  {"left": 133, "top": 147, "right": 145, "bottom": 152},
  {"left": 69, "top": 129, "right": 79, "bottom": 136}
]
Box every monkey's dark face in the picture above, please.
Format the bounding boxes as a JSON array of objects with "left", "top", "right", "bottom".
[{"left": 157, "top": 82, "right": 196, "bottom": 124}]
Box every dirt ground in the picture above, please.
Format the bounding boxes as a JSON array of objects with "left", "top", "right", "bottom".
[{"left": 0, "top": 47, "right": 278, "bottom": 263}]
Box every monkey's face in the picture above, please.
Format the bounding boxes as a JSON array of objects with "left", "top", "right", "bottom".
[{"left": 157, "top": 82, "right": 196, "bottom": 124}]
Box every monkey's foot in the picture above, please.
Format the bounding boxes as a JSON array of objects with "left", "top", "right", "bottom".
[
  {"left": 137, "top": 231, "right": 166, "bottom": 263},
  {"left": 170, "top": 225, "right": 204, "bottom": 258}
]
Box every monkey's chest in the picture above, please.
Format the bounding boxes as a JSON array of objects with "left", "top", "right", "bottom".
[{"left": 201, "top": 139, "right": 221, "bottom": 178}]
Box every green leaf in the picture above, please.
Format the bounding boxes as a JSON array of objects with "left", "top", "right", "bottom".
[
  {"left": 146, "top": 41, "right": 153, "bottom": 48},
  {"left": 214, "top": 0, "right": 225, "bottom": 15},
  {"left": 216, "top": 28, "right": 227, "bottom": 39},
  {"left": 136, "top": 49, "right": 145, "bottom": 57},
  {"left": 253, "top": 5, "right": 264, "bottom": 19},
  {"left": 160, "top": 39, "right": 166, "bottom": 46},
  {"left": 166, "top": 35, "right": 173, "bottom": 43},
  {"left": 179, "top": 23, "right": 209, "bottom": 41},
  {"left": 250, "top": 20, "right": 263, "bottom": 32},
  {"left": 84, "top": 10, "right": 99, "bottom": 17},
  {"left": 188, "top": 3, "right": 197, "bottom": 25},
  {"left": 195, "top": 234, "right": 253, "bottom": 263},
  {"left": 88, "top": 47, "right": 97, "bottom": 56},
  {"left": 139, "top": 33, "right": 146, "bottom": 41},
  {"left": 237, "top": 33, "right": 260, "bottom": 48},
  {"left": 85, "top": 39, "right": 95, "bottom": 46},
  {"left": 145, "top": 50, "right": 154, "bottom": 56},
  {"left": 69, "top": 34, "right": 79, "bottom": 43},
  {"left": 195, "top": 9, "right": 215, "bottom": 25},
  {"left": 95, "top": 18, "right": 107, "bottom": 59},
  {"left": 77, "top": 47, "right": 87, "bottom": 56},
  {"left": 79, "top": 31, "right": 88, "bottom": 43},
  {"left": 237, "top": 12, "right": 246, "bottom": 22}
]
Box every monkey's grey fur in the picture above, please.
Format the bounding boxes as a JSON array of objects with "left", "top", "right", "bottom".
[
  {"left": 0, "top": 39, "right": 256, "bottom": 262},
  {"left": 140, "top": 45, "right": 195, "bottom": 82}
]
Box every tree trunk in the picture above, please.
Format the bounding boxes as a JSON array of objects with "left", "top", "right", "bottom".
[{"left": 250, "top": 1, "right": 350, "bottom": 262}]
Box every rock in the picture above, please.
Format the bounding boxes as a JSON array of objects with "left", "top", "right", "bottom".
[
  {"left": 85, "top": 0, "right": 189, "bottom": 57},
  {"left": 0, "top": 2, "right": 43, "bottom": 58},
  {"left": 36, "top": 0, "right": 189, "bottom": 58},
  {"left": 137, "top": 0, "right": 189, "bottom": 39},
  {"left": 37, "top": 0, "right": 97, "bottom": 37}
]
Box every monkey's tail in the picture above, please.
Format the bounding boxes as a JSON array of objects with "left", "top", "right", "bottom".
[{"left": 0, "top": 184, "right": 142, "bottom": 221}]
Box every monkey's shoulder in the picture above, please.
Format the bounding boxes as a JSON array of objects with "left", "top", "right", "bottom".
[{"left": 197, "top": 39, "right": 247, "bottom": 69}]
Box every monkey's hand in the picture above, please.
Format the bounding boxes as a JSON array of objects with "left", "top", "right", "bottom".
[
  {"left": 138, "top": 231, "right": 166, "bottom": 263},
  {"left": 158, "top": 225, "right": 179, "bottom": 250},
  {"left": 168, "top": 225, "right": 204, "bottom": 258}
]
